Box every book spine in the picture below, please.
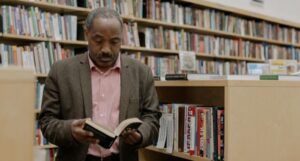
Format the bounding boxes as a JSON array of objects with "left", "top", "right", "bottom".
[{"left": 165, "top": 74, "right": 187, "bottom": 80}]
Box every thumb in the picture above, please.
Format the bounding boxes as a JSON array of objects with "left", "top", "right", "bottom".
[{"left": 73, "top": 119, "right": 88, "bottom": 127}]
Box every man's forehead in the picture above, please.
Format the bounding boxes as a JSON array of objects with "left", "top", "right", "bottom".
[{"left": 91, "top": 17, "right": 122, "bottom": 28}]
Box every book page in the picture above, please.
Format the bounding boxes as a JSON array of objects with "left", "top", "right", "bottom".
[
  {"left": 114, "top": 118, "right": 142, "bottom": 136},
  {"left": 166, "top": 114, "right": 174, "bottom": 153},
  {"left": 156, "top": 114, "right": 167, "bottom": 149}
]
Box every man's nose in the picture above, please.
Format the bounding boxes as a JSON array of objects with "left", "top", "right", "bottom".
[{"left": 101, "top": 42, "right": 111, "bottom": 54}]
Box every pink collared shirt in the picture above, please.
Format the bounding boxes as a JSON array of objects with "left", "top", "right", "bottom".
[{"left": 87, "top": 54, "right": 121, "bottom": 157}]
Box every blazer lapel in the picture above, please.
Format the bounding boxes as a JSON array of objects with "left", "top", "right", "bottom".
[
  {"left": 119, "top": 55, "right": 131, "bottom": 122},
  {"left": 78, "top": 53, "right": 93, "bottom": 118}
]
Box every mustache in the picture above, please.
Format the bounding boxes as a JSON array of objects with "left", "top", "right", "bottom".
[{"left": 96, "top": 52, "right": 112, "bottom": 58}]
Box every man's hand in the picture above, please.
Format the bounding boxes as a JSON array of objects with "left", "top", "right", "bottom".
[
  {"left": 121, "top": 128, "right": 142, "bottom": 145},
  {"left": 71, "top": 119, "right": 99, "bottom": 144}
]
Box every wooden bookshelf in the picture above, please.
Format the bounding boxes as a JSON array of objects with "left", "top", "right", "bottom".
[
  {"left": 1, "top": 33, "right": 48, "bottom": 42},
  {"left": 139, "top": 146, "right": 211, "bottom": 161},
  {"left": 34, "top": 109, "right": 41, "bottom": 114},
  {"left": 123, "top": 46, "right": 264, "bottom": 62},
  {"left": 35, "top": 144, "right": 57, "bottom": 149},
  {"left": 0, "top": 68, "right": 35, "bottom": 161},
  {"left": 121, "top": 46, "right": 178, "bottom": 54},
  {"left": 52, "top": 40, "right": 88, "bottom": 46},
  {"left": 0, "top": 0, "right": 90, "bottom": 16},
  {"left": 0, "top": 33, "right": 265, "bottom": 62},
  {"left": 140, "top": 80, "right": 300, "bottom": 161},
  {"left": 155, "top": 80, "right": 227, "bottom": 87},
  {"left": 0, "top": 33, "right": 88, "bottom": 47},
  {"left": 132, "top": 17, "right": 297, "bottom": 47},
  {"left": 181, "top": 0, "right": 300, "bottom": 28},
  {"left": 0, "top": 0, "right": 298, "bottom": 74},
  {"left": 197, "top": 53, "right": 265, "bottom": 62},
  {"left": 35, "top": 73, "right": 47, "bottom": 78},
  {"left": 0, "top": 1, "right": 299, "bottom": 48},
  {"left": 2, "top": 0, "right": 300, "bottom": 29}
]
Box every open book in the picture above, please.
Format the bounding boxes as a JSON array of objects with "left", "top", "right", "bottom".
[{"left": 83, "top": 118, "right": 142, "bottom": 149}]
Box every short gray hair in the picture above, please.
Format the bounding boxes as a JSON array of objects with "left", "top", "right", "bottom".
[{"left": 85, "top": 7, "right": 123, "bottom": 30}]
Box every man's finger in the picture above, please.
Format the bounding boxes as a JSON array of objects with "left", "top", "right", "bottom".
[
  {"left": 121, "top": 130, "right": 132, "bottom": 138},
  {"left": 72, "top": 119, "right": 86, "bottom": 127},
  {"left": 125, "top": 134, "right": 137, "bottom": 145},
  {"left": 131, "top": 131, "right": 141, "bottom": 140},
  {"left": 74, "top": 127, "right": 94, "bottom": 137},
  {"left": 124, "top": 137, "right": 132, "bottom": 145},
  {"left": 85, "top": 137, "right": 99, "bottom": 144}
]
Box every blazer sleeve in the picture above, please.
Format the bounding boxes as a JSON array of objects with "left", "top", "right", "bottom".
[
  {"left": 137, "top": 66, "right": 162, "bottom": 148},
  {"left": 38, "top": 62, "right": 79, "bottom": 148}
]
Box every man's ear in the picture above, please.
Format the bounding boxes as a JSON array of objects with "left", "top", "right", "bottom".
[{"left": 84, "top": 27, "right": 89, "bottom": 40}]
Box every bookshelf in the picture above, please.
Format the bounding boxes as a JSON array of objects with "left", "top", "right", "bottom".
[
  {"left": 1, "top": 0, "right": 300, "bottom": 72},
  {"left": 138, "top": 80, "right": 300, "bottom": 161},
  {"left": 1, "top": 0, "right": 300, "bottom": 160},
  {"left": 1, "top": 0, "right": 90, "bottom": 16},
  {"left": 0, "top": 68, "right": 35, "bottom": 161},
  {"left": 35, "top": 73, "right": 47, "bottom": 78},
  {"left": 140, "top": 146, "right": 210, "bottom": 161}
]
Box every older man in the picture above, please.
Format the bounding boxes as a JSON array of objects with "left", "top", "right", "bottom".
[{"left": 39, "top": 8, "right": 161, "bottom": 161}]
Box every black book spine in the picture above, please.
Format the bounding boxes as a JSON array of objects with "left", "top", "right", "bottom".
[
  {"left": 213, "top": 107, "right": 218, "bottom": 161},
  {"left": 142, "top": 0, "right": 147, "bottom": 18},
  {"left": 220, "top": 111, "right": 225, "bottom": 161},
  {"left": 83, "top": 124, "right": 117, "bottom": 149},
  {"left": 165, "top": 74, "right": 188, "bottom": 80}
]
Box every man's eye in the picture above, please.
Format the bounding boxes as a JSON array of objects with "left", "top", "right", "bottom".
[
  {"left": 111, "top": 40, "right": 120, "bottom": 44},
  {"left": 95, "top": 40, "right": 102, "bottom": 43}
]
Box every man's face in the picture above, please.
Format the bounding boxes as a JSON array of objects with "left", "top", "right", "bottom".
[{"left": 85, "top": 17, "right": 122, "bottom": 71}]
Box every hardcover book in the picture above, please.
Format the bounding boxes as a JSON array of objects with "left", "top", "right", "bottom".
[{"left": 83, "top": 118, "right": 142, "bottom": 149}]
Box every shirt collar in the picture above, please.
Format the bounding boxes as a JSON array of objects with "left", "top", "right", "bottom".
[{"left": 88, "top": 52, "right": 121, "bottom": 72}]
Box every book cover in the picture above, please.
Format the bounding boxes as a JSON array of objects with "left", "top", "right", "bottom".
[
  {"left": 269, "top": 59, "right": 297, "bottom": 75},
  {"left": 83, "top": 118, "right": 142, "bottom": 149}
]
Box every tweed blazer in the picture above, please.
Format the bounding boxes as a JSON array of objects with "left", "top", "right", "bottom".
[{"left": 39, "top": 53, "right": 161, "bottom": 161}]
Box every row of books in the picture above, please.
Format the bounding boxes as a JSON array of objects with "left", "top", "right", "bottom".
[
  {"left": 248, "top": 59, "right": 298, "bottom": 75},
  {"left": 34, "top": 148, "right": 56, "bottom": 161},
  {"left": 1, "top": 5, "right": 78, "bottom": 40},
  {"left": 156, "top": 104, "right": 224, "bottom": 161},
  {"left": 76, "top": 0, "right": 300, "bottom": 44},
  {"left": 2, "top": 3, "right": 298, "bottom": 63},
  {"left": 163, "top": 73, "right": 300, "bottom": 81},
  {"left": 82, "top": 0, "right": 121, "bottom": 9},
  {"left": 35, "top": 121, "right": 49, "bottom": 146},
  {"left": 159, "top": 59, "right": 299, "bottom": 80},
  {"left": 4, "top": 1, "right": 300, "bottom": 45},
  {"left": 126, "top": 52, "right": 247, "bottom": 76},
  {"left": 265, "top": 45, "right": 300, "bottom": 61},
  {"left": 0, "top": 42, "right": 74, "bottom": 74},
  {"left": 36, "top": 82, "right": 45, "bottom": 110},
  {"left": 33, "top": 0, "right": 78, "bottom": 7},
  {"left": 137, "top": 0, "right": 297, "bottom": 43},
  {"left": 196, "top": 60, "right": 247, "bottom": 76},
  {"left": 1, "top": 4, "right": 300, "bottom": 61},
  {"left": 122, "top": 22, "right": 140, "bottom": 47},
  {"left": 1, "top": 42, "right": 297, "bottom": 77},
  {"left": 139, "top": 26, "right": 265, "bottom": 59},
  {"left": 127, "top": 53, "right": 179, "bottom": 76},
  {"left": 8, "top": 0, "right": 300, "bottom": 45},
  {"left": 36, "top": 0, "right": 127, "bottom": 10},
  {"left": 139, "top": 26, "right": 300, "bottom": 61}
]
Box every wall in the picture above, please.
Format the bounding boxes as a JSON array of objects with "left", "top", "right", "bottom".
[{"left": 208, "top": 0, "right": 300, "bottom": 24}]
